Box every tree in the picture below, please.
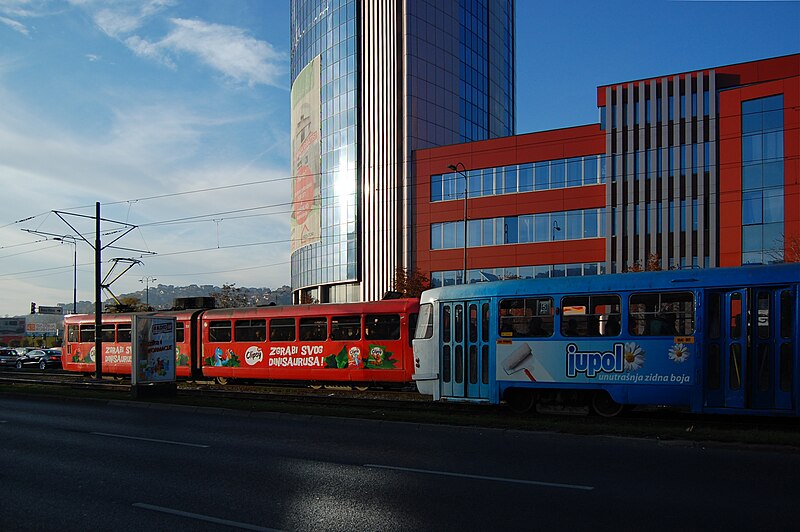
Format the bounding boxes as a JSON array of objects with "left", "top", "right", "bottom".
[
  {"left": 106, "top": 296, "right": 149, "bottom": 313},
  {"left": 211, "top": 283, "right": 250, "bottom": 309},
  {"left": 393, "top": 267, "right": 431, "bottom": 298},
  {"left": 624, "top": 253, "right": 662, "bottom": 273},
  {"left": 781, "top": 234, "right": 800, "bottom": 263}
]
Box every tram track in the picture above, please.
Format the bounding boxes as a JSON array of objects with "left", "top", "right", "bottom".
[{"left": 2, "top": 368, "right": 799, "bottom": 448}]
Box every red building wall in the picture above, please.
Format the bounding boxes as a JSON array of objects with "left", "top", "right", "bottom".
[
  {"left": 413, "top": 125, "right": 605, "bottom": 278},
  {"left": 717, "top": 58, "right": 800, "bottom": 266}
]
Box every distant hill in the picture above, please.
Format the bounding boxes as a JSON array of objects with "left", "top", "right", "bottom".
[{"left": 62, "top": 283, "right": 293, "bottom": 313}]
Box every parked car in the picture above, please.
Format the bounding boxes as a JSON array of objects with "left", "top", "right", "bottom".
[
  {"left": 14, "top": 348, "right": 62, "bottom": 370},
  {"left": 0, "top": 347, "right": 21, "bottom": 367}
]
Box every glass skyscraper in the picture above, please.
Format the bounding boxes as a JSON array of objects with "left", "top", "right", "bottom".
[{"left": 290, "top": 0, "right": 514, "bottom": 303}]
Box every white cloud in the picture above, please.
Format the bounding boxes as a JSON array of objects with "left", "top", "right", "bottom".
[
  {"left": 67, "top": 1, "right": 286, "bottom": 88},
  {"left": 0, "top": 15, "right": 29, "bottom": 35},
  {"left": 72, "top": 0, "right": 174, "bottom": 37},
  {"left": 128, "top": 18, "right": 287, "bottom": 88}
]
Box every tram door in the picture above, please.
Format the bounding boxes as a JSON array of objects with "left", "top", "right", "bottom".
[
  {"left": 705, "top": 288, "right": 795, "bottom": 411},
  {"left": 440, "top": 300, "right": 490, "bottom": 400}
]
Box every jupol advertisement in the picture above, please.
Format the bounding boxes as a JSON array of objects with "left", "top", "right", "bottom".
[{"left": 496, "top": 338, "right": 694, "bottom": 385}]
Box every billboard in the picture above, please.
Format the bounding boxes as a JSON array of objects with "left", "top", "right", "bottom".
[
  {"left": 290, "top": 55, "right": 322, "bottom": 252},
  {"left": 0, "top": 319, "right": 26, "bottom": 335},
  {"left": 131, "top": 315, "right": 176, "bottom": 384}
]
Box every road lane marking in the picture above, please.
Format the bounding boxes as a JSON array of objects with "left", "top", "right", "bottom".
[
  {"left": 133, "top": 503, "right": 282, "bottom": 531},
  {"left": 91, "top": 432, "right": 209, "bottom": 448},
  {"left": 364, "top": 464, "right": 594, "bottom": 491}
]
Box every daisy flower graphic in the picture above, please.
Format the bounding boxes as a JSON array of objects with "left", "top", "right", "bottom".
[
  {"left": 668, "top": 343, "right": 690, "bottom": 363},
  {"left": 623, "top": 342, "right": 645, "bottom": 372}
]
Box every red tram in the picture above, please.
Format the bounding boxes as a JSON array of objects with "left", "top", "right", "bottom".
[{"left": 62, "top": 299, "right": 420, "bottom": 388}]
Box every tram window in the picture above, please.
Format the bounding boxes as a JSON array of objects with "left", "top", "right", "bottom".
[
  {"left": 499, "top": 297, "right": 553, "bottom": 338},
  {"left": 176, "top": 322, "right": 185, "bottom": 343},
  {"left": 482, "top": 304, "right": 490, "bottom": 343},
  {"left": 757, "top": 345, "right": 771, "bottom": 391},
  {"left": 729, "top": 344, "right": 742, "bottom": 390},
  {"left": 481, "top": 345, "right": 489, "bottom": 385},
  {"left": 209, "top": 320, "right": 232, "bottom": 342},
  {"left": 730, "top": 293, "right": 743, "bottom": 339},
  {"left": 469, "top": 345, "right": 478, "bottom": 384},
  {"left": 101, "top": 325, "right": 115, "bottom": 342},
  {"left": 442, "top": 306, "right": 451, "bottom": 343},
  {"left": 780, "top": 290, "right": 792, "bottom": 339},
  {"left": 469, "top": 304, "right": 478, "bottom": 343},
  {"left": 408, "top": 313, "right": 418, "bottom": 346},
  {"left": 443, "top": 345, "right": 451, "bottom": 383},
  {"left": 365, "top": 314, "right": 401, "bottom": 340},
  {"left": 235, "top": 319, "right": 266, "bottom": 342},
  {"left": 561, "top": 295, "right": 620, "bottom": 337},
  {"left": 707, "top": 344, "right": 721, "bottom": 390},
  {"left": 68, "top": 325, "right": 79, "bottom": 343},
  {"left": 414, "top": 305, "right": 433, "bottom": 340},
  {"left": 270, "top": 318, "right": 296, "bottom": 341},
  {"left": 455, "top": 345, "right": 464, "bottom": 383},
  {"left": 331, "top": 316, "right": 361, "bottom": 340},
  {"left": 300, "top": 317, "right": 327, "bottom": 341},
  {"left": 118, "top": 324, "right": 132, "bottom": 343},
  {"left": 708, "top": 293, "right": 722, "bottom": 339},
  {"left": 628, "top": 292, "right": 694, "bottom": 336},
  {"left": 454, "top": 305, "right": 464, "bottom": 343},
  {"left": 779, "top": 344, "right": 793, "bottom": 392},
  {"left": 757, "top": 292, "right": 770, "bottom": 339},
  {"left": 79, "top": 325, "right": 95, "bottom": 342}
]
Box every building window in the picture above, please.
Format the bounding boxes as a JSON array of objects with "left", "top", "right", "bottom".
[{"left": 741, "top": 95, "right": 784, "bottom": 264}]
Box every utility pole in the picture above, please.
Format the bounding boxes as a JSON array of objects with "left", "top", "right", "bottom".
[
  {"left": 95, "top": 202, "right": 102, "bottom": 380},
  {"left": 140, "top": 276, "right": 157, "bottom": 308}
]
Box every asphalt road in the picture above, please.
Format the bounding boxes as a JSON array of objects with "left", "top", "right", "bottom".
[{"left": 1, "top": 395, "right": 798, "bottom": 531}]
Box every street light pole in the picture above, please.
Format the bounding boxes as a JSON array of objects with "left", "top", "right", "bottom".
[
  {"left": 448, "top": 162, "right": 469, "bottom": 285},
  {"left": 54, "top": 236, "right": 77, "bottom": 313},
  {"left": 140, "top": 276, "right": 157, "bottom": 309}
]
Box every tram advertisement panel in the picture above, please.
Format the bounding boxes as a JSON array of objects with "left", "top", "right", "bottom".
[
  {"left": 496, "top": 338, "right": 693, "bottom": 384},
  {"left": 132, "top": 316, "right": 176, "bottom": 384},
  {"left": 205, "top": 342, "right": 399, "bottom": 370}
]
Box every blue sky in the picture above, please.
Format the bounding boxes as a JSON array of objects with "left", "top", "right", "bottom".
[{"left": 0, "top": 0, "right": 798, "bottom": 316}]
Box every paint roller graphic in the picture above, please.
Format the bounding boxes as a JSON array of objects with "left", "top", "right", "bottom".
[{"left": 502, "top": 343, "right": 536, "bottom": 381}]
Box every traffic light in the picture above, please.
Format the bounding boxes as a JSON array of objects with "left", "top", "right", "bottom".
[{"left": 30, "top": 302, "right": 36, "bottom": 314}]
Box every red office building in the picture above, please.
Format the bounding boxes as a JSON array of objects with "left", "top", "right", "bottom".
[{"left": 414, "top": 54, "right": 799, "bottom": 287}]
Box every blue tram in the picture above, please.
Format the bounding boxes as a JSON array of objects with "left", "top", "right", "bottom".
[{"left": 412, "top": 263, "right": 800, "bottom": 416}]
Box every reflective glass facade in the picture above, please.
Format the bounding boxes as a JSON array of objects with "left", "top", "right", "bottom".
[
  {"left": 431, "top": 262, "right": 606, "bottom": 287},
  {"left": 741, "top": 95, "right": 784, "bottom": 264},
  {"left": 603, "top": 72, "right": 717, "bottom": 273},
  {"left": 431, "top": 208, "right": 606, "bottom": 250},
  {"left": 291, "top": 0, "right": 359, "bottom": 295},
  {"left": 407, "top": 0, "right": 514, "bottom": 150},
  {"left": 291, "top": 0, "right": 515, "bottom": 301}
]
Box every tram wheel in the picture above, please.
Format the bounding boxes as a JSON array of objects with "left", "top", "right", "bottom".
[
  {"left": 214, "top": 376, "right": 229, "bottom": 386},
  {"left": 505, "top": 389, "right": 536, "bottom": 414},
  {"left": 590, "top": 392, "right": 624, "bottom": 418}
]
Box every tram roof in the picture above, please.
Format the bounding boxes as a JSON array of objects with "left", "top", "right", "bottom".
[{"left": 421, "top": 263, "right": 800, "bottom": 301}]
